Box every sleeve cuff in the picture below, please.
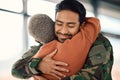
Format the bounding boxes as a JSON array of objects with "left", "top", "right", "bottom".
[{"left": 28, "top": 58, "right": 43, "bottom": 75}]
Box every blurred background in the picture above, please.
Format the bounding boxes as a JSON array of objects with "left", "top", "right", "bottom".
[{"left": 0, "top": 0, "right": 120, "bottom": 80}]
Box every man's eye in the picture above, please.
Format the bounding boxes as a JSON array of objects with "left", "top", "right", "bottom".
[
  {"left": 68, "top": 26, "right": 74, "bottom": 28},
  {"left": 56, "top": 23, "right": 62, "bottom": 26}
]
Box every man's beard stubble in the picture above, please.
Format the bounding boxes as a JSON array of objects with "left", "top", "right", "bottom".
[{"left": 56, "top": 32, "right": 72, "bottom": 42}]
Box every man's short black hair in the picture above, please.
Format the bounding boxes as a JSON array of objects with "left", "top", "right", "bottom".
[{"left": 55, "top": 0, "right": 86, "bottom": 24}]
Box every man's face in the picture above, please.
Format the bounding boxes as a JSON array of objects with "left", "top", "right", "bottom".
[{"left": 55, "top": 10, "right": 80, "bottom": 42}]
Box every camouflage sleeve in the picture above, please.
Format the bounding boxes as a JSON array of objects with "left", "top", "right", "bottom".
[
  {"left": 11, "top": 44, "right": 42, "bottom": 79},
  {"left": 62, "top": 34, "right": 113, "bottom": 80}
]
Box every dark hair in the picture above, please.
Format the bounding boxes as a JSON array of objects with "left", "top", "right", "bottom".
[{"left": 55, "top": 0, "right": 86, "bottom": 24}]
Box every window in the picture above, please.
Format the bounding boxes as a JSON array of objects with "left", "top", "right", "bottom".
[
  {"left": 98, "top": 15, "right": 120, "bottom": 35},
  {"left": 0, "top": 12, "right": 23, "bottom": 61},
  {"left": 0, "top": 9, "right": 23, "bottom": 80},
  {"left": 27, "top": 0, "right": 56, "bottom": 20},
  {"left": 0, "top": 0, "right": 22, "bottom": 12}
]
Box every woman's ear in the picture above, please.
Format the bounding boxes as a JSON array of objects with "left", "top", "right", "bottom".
[{"left": 35, "top": 40, "right": 40, "bottom": 43}]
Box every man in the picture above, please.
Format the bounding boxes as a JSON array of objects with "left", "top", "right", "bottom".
[{"left": 12, "top": 0, "right": 113, "bottom": 80}]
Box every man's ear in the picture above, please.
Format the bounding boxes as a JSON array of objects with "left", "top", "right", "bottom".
[
  {"left": 81, "top": 21, "right": 86, "bottom": 26},
  {"left": 81, "top": 17, "right": 87, "bottom": 26},
  {"left": 80, "top": 21, "right": 85, "bottom": 28},
  {"left": 79, "top": 21, "right": 85, "bottom": 31}
]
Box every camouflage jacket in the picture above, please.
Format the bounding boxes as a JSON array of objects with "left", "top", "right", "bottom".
[{"left": 12, "top": 33, "right": 113, "bottom": 80}]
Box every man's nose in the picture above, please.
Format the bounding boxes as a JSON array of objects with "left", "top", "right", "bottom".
[{"left": 60, "top": 26, "right": 69, "bottom": 34}]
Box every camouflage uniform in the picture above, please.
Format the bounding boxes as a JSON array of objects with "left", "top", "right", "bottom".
[
  {"left": 62, "top": 33, "right": 113, "bottom": 80},
  {"left": 12, "top": 33, "right": 113, "bottom": 80}
]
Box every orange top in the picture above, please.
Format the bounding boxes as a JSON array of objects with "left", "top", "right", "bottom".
[{"left": 33, "top": 17, "right": 100, "bottom": 80}]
